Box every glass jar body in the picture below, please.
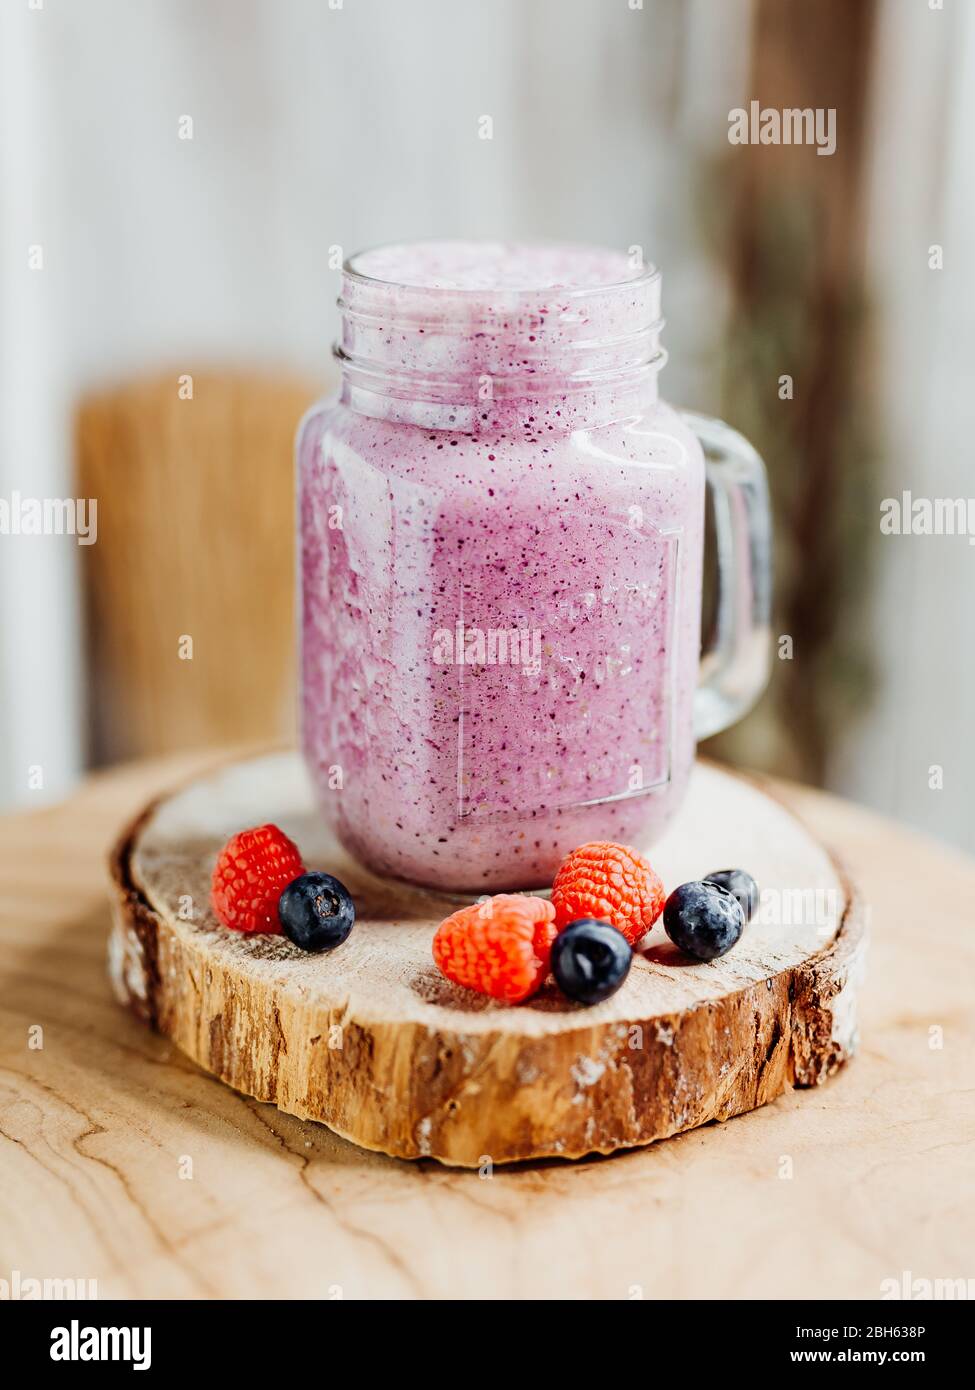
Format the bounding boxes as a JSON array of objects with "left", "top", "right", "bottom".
[{"left": 298, "top": 396, "right": 705, "bottom": 892}]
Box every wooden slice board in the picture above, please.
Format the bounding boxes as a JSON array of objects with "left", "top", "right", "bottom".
[{"left": 107, "top": 751, "right": 866, "bottom": 1168}]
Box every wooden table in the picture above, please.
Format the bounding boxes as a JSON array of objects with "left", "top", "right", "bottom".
[{"left": 2, "top": 750, "right": 973, "bottom": 1300}]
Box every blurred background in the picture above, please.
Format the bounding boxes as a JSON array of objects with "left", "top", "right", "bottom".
[{"left": 1, "top": 0, "right": 973, "bottom": 852}]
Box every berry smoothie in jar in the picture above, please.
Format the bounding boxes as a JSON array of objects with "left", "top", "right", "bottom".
[{"left": 298, "top": 241, "right": 770, "bottom": 892}]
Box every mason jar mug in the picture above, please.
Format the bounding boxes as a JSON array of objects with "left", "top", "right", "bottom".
[{"left": 297, "top": 241, "right": 771, "bottom": 892}]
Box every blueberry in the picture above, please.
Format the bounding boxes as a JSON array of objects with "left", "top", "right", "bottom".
[
  {"left": 278, "top": 872, "right": 355, "bottom": 952},
  {"left": 704, "top": 868, "right": 759, "bottom": 923},
  {"left": 663, "top": 881, "right": 744, "bottom": 961},
  {"left": 551, "top": 918, "right": 632, "bottom": 1004}
]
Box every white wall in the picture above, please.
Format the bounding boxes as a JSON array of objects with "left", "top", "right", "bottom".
[
  {"left": 0, "top": 0, "right": 752, "bottom": 810},
  {"left": 0, "top": 0, "right": 85, "bottom": 808},
  {"left": 833, "top": 0, "right": 975, "bottom": 852}
]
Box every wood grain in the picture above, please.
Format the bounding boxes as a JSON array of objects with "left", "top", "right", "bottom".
[
  {"left": 1, "top": 748, "right": 973, "bottom": 1299},
  {"left": 715, "top": 0, "right": 878, "bottom": 784},
  {"left": 108, "top": 753, "right": 864, "bottom": 1167},
  {"left": 75, "top": 372, "right": 321, "bottom": 763}
]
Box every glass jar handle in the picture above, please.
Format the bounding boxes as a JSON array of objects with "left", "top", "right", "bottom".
[{"left": 682, "top": 410, "right": 773, "bottom": 741}]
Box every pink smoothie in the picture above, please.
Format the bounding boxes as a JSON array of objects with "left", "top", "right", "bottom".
[{"left": 299, "top": 241, "right": 705, "bottom": 891}]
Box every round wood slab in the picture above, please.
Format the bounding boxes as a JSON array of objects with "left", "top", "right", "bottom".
[{"left": 108, "top": 752, "right": 866, "bottom": 1167}]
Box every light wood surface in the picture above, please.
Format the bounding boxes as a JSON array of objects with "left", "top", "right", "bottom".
[
  {"left": 110, "top": 752, "right": 863, "bottom": 1167},
  {"left": 1, "top": 749, "right": 973, "bottom": 1299},
  {"left": 76, "top": 372, "right": 321, "bottom": 763}
]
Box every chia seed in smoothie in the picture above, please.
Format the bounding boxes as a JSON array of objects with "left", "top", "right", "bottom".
[{"left": 299, "top": 241, "right": 705, "bottom": 891}]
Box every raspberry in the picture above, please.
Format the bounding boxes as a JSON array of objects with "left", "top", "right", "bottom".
[
  {"left": 432, "top": 894, "right": 557, "bottom": 1003},
  {"left": 210, "top": 824, "right": 305, "bottom": 934},
  {"left": 551, "top": 841, "right": 665, "bottom": 946}
]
